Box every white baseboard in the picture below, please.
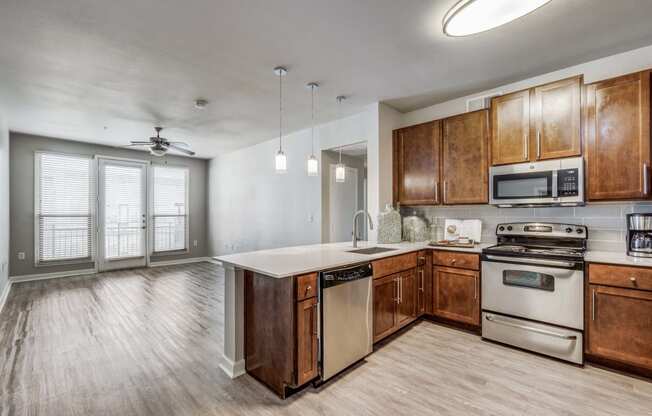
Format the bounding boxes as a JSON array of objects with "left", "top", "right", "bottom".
[
  {"left": 219, "top": 356, "right": 246, "bottom": 379},
  {"left": 10, "top": 268, "right": 97, "bottom": 283},
  {"left": 0, "top": 280, "right": 12, "bottom": 315},
  {"left": 149, "top": 257, "right": 214, "bottom": 267}
]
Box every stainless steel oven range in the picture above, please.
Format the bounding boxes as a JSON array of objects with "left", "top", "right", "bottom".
[{"left": 481, "top": 222, "right": 588, "bottom": 364}]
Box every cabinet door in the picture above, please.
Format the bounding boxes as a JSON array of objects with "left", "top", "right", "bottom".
[
  {"left": 586, "top": 71, "right": 651, "bottom": 201},
  {"left": 296, "top": 297, "right": 318, "bottom": 386},
  {"left": 441, "top": 110, "right": 489, "bottom": 204},
  {"left": 417, "top": 251, "right": 432, "bottom": 316},
  {"left": 394, "top": 121, "right": 441, "bottom": 205},
  {"left": 433, "top": 267, "right": 480, "bottom": 326},
  {"left": 531, "top": 76, "right": 582, "bottom": 160},
  {"left": 491, "top": 90, "right": 530, "bottom": 165},
  {"left": 587, "top": 285, "right": 652, "bottom": 371},
  {"left": 397, "top": 269, "right": 418, "bottom": 327},
  {"left": 373, "top": 274, "right": 398, "bottom": 342}
]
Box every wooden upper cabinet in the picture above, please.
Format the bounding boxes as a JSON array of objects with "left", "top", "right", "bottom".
[
  {"left": 441, "top": 110, "right": 489, "bottom": 204},
  {"left": 531, "top": 76, "right": 582, "bottom": 160},
  {"left": 586, "top": 71, "right": 651, "bottom": 201},
  {"left": 394, "top": 121, "right": 441, "bottom": 205},
  {"left": 491, "top": 90, "right": 530, "bottom": 165}
]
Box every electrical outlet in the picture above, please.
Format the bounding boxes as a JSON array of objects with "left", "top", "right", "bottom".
[
  {"left": 308, "top": 214, "right": 314, "bottom": 223},
  {"left": 17, "top": 252, "right": 25, "bottom": 260},
  {"left": 193, "top": 240, "right": 198, "bottom": 247}
]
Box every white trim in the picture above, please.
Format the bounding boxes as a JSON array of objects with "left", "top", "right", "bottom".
[
  {"left": 0, "top": 281, "right": 12, "bottom": 316},
  {"left": 219, "top": 357, "right": 246, "bottom": 379},
  {"left": 10, "top": 268, "right": 97, "bottom": 283},
  {"left": 149, "top": 257, "right": 212, "bottom": 267}
]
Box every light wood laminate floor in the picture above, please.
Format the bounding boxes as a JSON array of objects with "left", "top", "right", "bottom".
[{"left": 1, "top": 262, "right": 651, "bottom": 416}]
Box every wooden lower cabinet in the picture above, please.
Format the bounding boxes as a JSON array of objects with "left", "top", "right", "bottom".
[
  {"left": 373, "top": 269, "right": 419, "bottom": 343},
  {"left": 417, "top": 251, "right": 432, "bottom": 316},
  {"left": 432, "top": 266, "right": 480, "bottom": 327},
  {"left": 587, "top": 283, "right": 652, "bottom": 372},
  {"left": 296, "top": 296, "right": 318, "bottom": 386}
]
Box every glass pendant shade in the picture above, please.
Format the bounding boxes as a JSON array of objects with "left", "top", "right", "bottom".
[
  {"left": 307, "top": 155, "right": 319, "bottom": 176},
  {"left": 335, "top": 163, "right": 346, "bottom": 183},
  {"left": 443, "top": 0, "right": 551, "bottom": 37},
  {"left": 149, "top": 144, "right": 167, "bottom": 157},
  {"left": 275, "top": 149, "right": 287, "bottom": 173}
]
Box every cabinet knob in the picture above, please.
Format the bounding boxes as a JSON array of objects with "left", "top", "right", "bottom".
[
  {"left": 630, "top": 277, "right": 637, "bottom": 284},
  {"left": 306, "top": 285, "right": 312, "bottom": 293},
  {"left": 451, "top": 259, "right": 456, "bottom": 264}
]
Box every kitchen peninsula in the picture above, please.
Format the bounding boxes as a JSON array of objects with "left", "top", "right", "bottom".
[{"left": 216, "top": 240, "right": 492, "bottom": 397}]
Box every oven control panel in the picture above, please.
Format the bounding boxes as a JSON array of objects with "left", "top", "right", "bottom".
[
  {"left": 557, "top": 168, "right": 580, "bottom": 196},
  {"left": 496, "top": 222, "right": 588, "bottom": 239}
]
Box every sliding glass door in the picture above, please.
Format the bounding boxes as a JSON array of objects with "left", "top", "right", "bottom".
[{"left": 98, "top": 158, "right": 148, "bottom": 271}]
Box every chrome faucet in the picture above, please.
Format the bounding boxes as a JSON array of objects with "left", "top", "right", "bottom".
[{"left": 352, "top": 210, "right": 374, "bottom": 248}]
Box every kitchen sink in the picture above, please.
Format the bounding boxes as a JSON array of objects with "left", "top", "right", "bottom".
[{"left": 347, "top": 247, "right": 397, "bottom": 255}]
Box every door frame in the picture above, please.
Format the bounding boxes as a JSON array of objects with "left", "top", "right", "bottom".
[{"left": 96, "top": 156, "right": 151, "bottom": 272}]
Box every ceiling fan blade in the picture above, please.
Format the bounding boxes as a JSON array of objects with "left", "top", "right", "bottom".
[
  {"left": 168, "top": 141, "right": 190, "bottom": 147},
  {"left": 129, "top": 141, "right": 153, "bottom": 145},
  {"left": 122, "top": 143, "right": 150, "bottom": 147},
  {"left": 167, "top": 143, "right": 196, "bottom": 156}
]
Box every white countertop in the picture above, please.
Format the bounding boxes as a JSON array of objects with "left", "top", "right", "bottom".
[
  {"left": 585, "top": 250, "right": 652, "bottom": 268},
  {"left": 215, "top": 241, "right": 494, "bottom": 278}
]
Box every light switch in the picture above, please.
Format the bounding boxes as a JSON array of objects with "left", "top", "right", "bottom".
[
  {"left": 193, "top": 240, "right": 198, "bottom": 247},
  {"left": 17, "top": 252, "right": 25, "bottom": 260}
]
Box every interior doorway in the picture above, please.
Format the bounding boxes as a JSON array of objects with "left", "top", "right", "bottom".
[{"left": 321, "top": 142, "right": 368, "bottom": 243}]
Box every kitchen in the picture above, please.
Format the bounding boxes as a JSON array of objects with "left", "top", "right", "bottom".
[
  {"left": 216, "top": 14, "right": 652, "bottom": 410},
  {"left": 2, "top": 1, "right": 652, "bottom": 415}
]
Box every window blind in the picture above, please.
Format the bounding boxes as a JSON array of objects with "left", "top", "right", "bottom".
[
  {"left": 152, "top": 166, "right": 188, "bottom": 252},
  {"left": 36, "top": 153, "right": 93, "bottom": 264}
]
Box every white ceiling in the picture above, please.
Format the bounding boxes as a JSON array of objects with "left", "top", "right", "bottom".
[{"left": 2, "top": 0, "right": 652, "bottom": 158}]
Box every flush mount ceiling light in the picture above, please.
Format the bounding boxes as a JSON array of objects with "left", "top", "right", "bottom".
[{"left": 443, "top": 0, "right": 551, "bottom": 37}]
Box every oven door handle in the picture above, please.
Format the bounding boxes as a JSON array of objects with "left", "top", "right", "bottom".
[
  {"left": 485, "top": 314, "right": 577, "bottom": 340},
  {"left": 484, "top": 254, "right": 576, "bottom": 268}
]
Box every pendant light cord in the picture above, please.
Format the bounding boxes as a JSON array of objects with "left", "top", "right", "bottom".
[
  {"left": 279, "top": 72, "right": 283, "bottom": 152},
  {"left": 311, "top": 85, "right": 315, "bottom": 156}
]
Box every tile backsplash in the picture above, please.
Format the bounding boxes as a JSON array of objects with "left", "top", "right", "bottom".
[{"left": 400, "top": 203, "right": 652, "bottom": 252}]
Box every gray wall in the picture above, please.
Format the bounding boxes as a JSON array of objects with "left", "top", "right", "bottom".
[
  {"left": 0, "top": 114, "right": 9, "bottom": 294},
  {"left": 9, "top": 133, "right": 209, "bottom": 277}
]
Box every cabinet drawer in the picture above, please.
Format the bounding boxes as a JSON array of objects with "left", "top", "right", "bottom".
[
  {"left": 433, "top": 251, "right": 479, "bottom": 270},
  {"left": 589, "top": 263, "right": 652, "bottom": 291},
  {"left": 296, "top": 273, "right": 318, "bottom": 301},
  {"left": 373, "top": 253, "right": 417, "bottom": 279}
]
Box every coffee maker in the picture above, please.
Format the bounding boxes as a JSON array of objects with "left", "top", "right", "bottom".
[{"left": 627, "top": 213, "right": 652, "bottom": 257}]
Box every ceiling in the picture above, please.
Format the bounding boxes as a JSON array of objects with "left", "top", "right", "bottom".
[{"left": 2, "top": 0, "right": 652, "bottom": 158}]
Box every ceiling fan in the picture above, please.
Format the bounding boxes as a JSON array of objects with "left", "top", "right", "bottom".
[{"left": 126, "top": 127, "right": 195, "bottom": 156}]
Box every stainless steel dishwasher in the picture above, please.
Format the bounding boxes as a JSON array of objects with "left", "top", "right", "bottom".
[{"left": 319, "top": 262, "right": 373, "bottom": 381}]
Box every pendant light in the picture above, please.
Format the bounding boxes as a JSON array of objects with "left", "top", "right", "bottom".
[
  {"left": 335, "top": 95, "right": 346, "bottom": 183},
  {"left": 443, "top": 0, "right": 551, "bottom": 37},
  {"left": 274, "top": 66, "right": 288, "bottom": 173},
  {"left": 306, "top": 82, "right": 319, "bottom": 176}
]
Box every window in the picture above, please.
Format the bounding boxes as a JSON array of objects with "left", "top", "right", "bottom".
[
  {"left": 152, "top": 166, "right": 188, "bottom": 253},
  {"left": 35, "top": 153, "right": 94, "bottom": 264}
]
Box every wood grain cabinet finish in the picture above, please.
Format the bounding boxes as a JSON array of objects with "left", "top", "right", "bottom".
[
  {"left": 433, "top": 266, "right": 480, "bottom": 327},
  {"left": 491, "top": 90, "right": 531, "bottom": 165},
  {"left": 373, "top": 273, "right": 399, "bottom": 343},
  {"left": 296, "top": 296, "right": 318, "bottom": 386},
  {"left": 531, "top": 76, "right": 582, "bottom": 160},
  {"left": 373, "top": 252, "right": 418, "bottom": 279},
  {"left": 433, "top": 251, "right": 480, "bottom": 271},
  {"left": 394, "top": 121, "right": 441, "bottom": 205},
  {"left": 417, "top": 251, "right": 432, "bottom": 316},
  {"left": 296, "top": 272, "right": 318, "bottom": 301},
  {"left": 586, "top": 71, "right": 651, "bottom": 201},
  {"left": 397, "top": 269, "right": 418, "bottom": 328},
  {"left": 441, "top": 110, "right": 489, "bottom": 204},
  {"left": 589, "top": 263, "right": 652, "bottom": 291},
  {"left": 587, "top": 284, "right": 652, "bottom": 372}
]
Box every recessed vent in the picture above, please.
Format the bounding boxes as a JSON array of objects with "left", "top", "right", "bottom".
[{"left": 466, "top": 92, "right": 502, "bottom": 112}]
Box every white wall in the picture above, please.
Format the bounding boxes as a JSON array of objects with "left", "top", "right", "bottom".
[
  {"left": 0, "top": 111, "right": 9, "bottom": 297},
  {"left": 208, "top": 104, "right": 380, "bottom": 256}
]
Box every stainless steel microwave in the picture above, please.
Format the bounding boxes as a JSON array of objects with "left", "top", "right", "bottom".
[{"left": 489, "top": 157, "right": 584, "bottom": 207}]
